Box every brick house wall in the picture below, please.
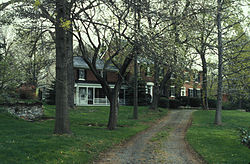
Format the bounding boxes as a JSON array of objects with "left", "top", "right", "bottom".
[{"left": 74, "top": 68, "right": 118, "bottom": 83}]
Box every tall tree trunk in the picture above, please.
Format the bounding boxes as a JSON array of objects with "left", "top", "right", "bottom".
[
  {"left": 133, "top": 51, "right": 138, "bottom": 119},
  {"left": 150, "top": 59, "right": 160, "bottom": 110},
  {"left": 107, "top": 91, "right": 119, "bottom": 130},
  {"left": 201, "top": 54, "right": 209, "bottom": 110},
  {"left": 54, "top": 0, "right": 71, "bottom": 134},
  {"left": 133, "top": 0, "right": 141, "bottom": 119},
  {"left": 215, "top": 0, "right": 223, "bottom": 125},
  {"left": 67, "top": 28, "right": 74, "bottom": 109}
]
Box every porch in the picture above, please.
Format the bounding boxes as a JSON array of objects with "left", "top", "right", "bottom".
[{"left": 74, "top": 83, "right": 126, "bottom": 106}]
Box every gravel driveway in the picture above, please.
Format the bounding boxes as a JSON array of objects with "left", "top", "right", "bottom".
[{"left": 95, "top": 110, "right": 203, "bottom": 164}]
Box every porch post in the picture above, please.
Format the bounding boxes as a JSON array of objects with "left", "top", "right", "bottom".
[
  {"left": 76, "top": 85, "right": 79, "bottom": 106},
  {"left": 93, "top": 88, "right": 95, "bottom": 105}
]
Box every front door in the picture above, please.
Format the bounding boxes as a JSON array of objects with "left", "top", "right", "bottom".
[{"left": 79, "top": 87, "right": 88, "bottom": 105}]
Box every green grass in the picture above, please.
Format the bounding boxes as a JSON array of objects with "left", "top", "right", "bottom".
[
  {"left": 150, "top": 126, "right": 171, "bottom": 142},
  {"left": 186, "top": 110, "right": 250, "bottom": 164},
  {"left": 0, "top": 105, "right": 168, "bottom": 164}
]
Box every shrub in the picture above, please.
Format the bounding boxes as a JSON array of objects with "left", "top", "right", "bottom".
[
  {"left": 0, "top": 92, "right": 18, "bottom": 105},
  {"left": 125, "top": 78, "right": 149, "bottom": 106},
  {"left": 189, "top": 98, "right": 201, "bottom": 107},
  {"left": 45, "top": 81, "right": 56, "bottom": 105},
  {"left": 222, "top": 102, "right": 237, "bottom": 110},
  {"left": 208, "top": 99, "right": 217, "bottom": 108},
  {"left": 169, "top": 99, "right": 180, "bottom": 109},
  {"left": 177, "top": 97, "right": 201, "bottom": 107},
  {"left": 159, "top": 97, "right": 169, "bottom": 108},
  {"left": 177, "top": 96, "right": 189, "bottom": 106},
  {"left": 239, "top": 128, "right": 250, "bottom": 148}
]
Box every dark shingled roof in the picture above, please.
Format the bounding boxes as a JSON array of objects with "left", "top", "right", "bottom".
[{"left": 73, "top": 56, "right": 118, "bottom": 71}]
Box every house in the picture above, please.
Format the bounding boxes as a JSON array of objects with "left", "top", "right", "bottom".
[
  {"left": 73, "top": 56, "right": 203, "bottom": 106},
  {"left": 73, "top": 56, "right": 127, "bottom": 106},
  {"left": 180, "top": 71, "right": 203, "bottom": 98}
]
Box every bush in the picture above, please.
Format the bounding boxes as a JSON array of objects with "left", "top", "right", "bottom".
[
  {"left": 177, "top": 96, "right": 189, "bottom": 106},
  {"left": 125, "top": 78, "right": 149, "bottom": 106},
  {"left": 189, "top": 98, "right": 201, "bottom": 107},
  {"left": 159, "top": 97, "right": 169, "bottom": 108},
  {"left": 169, "top": 99, "right": 180, "bottom": 109},
  {"left": 0, "top": 92, "right": 18, "bottom": 105},
  {"left": 239, "top": 128, "right": 250, "bottom": 148},
  {"left": 45, "top": 81, "right": 56, "bottom": 105},
  {"left": 222, "top": 102, "right": 237, "bottom": 110},
  {"left": 208, "top": 99, "right": 217, "bottom": 108},
  {"left": 177, "top": 97, "right": 201, "bottom": 107}
]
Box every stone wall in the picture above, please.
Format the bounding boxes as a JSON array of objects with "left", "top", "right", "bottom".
[{"left": 5, "top": 104, "right": 44, "bottom": 120}]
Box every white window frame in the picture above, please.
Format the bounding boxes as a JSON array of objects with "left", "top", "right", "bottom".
[
  {"left": 181, "top": 87, "right": 186, "bottom": 96},
  {"left": 170, "top": 86, "right": 175, "bottom": 97}
]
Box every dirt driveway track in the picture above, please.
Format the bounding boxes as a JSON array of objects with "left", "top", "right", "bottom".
[{"left": 96, "top": 110, "right": 204, "bottom": 164}]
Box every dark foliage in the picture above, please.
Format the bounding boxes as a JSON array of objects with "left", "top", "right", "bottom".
[
  {"left": 125, "top": 78, "right": 150, "bottom": 106},
  {"left": 159, "top": 97, "right": 169, "bottom": 108},
  {"left": 158, "top": 97, "right": 180, "bottom": 109},
  {"left": 222, "top": 102, "right": 237, "bottom": 110},
  {"left": 169, "top": 99, "right": 180, "bottom": 109},
  {"left": 177, "top": 96, "right": 201, "bottom": 107},
  {"left": 45, "top": 81, "right": 56, "bottom": 105},
  {"left": 208, "top": 98, "right": 217, "bottom": 108},
  {"left": 177, "top": 96, "right": 189, "bottom": 106},
  {"left": 189, "top": 98, "right": 201, "bottom": 107}
]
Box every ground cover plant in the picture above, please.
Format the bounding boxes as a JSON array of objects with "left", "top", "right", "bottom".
[
  {"left": 186, "top": 110, "right": 250, "bottom": 164},
  {"left": 0, "top": 105, "right": 168, "bottom": 164}
]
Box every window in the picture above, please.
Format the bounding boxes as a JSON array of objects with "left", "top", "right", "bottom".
[
  {"left": 184, "top": 72, "right": 189, "bottom": 82},
  {"left": 181, "top": 87, "right": 186, "bottom": 96},
  {"left": 194, "top": 73, "right": 200, "bottom": 83},
  {"left": 95, "top": 88, "right": 105, "bottom": 98},
  {"left": 188, "top": 88, "right": 193, "bottom": 97},
  {"left": 79, "top": 69, "right": 86, "bottom": 80},
  {"left": 170, "top": 86, "right": 175, "bottom": 97}
]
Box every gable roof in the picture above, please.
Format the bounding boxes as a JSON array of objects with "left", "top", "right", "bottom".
[{"left": 73, "top": 56, "right": 118, "bottom": 71}]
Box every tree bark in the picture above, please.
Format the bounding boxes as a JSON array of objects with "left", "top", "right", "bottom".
[
  {"left": 54, "top": 0, "right": 71, "bottom": 134},
  {"left": 201, "top": 54, "right": 209, "bottom": 110},
  {"left": 133, "top": 51, "right": 138, "bottom": 119},
  {"left": 150, "top": 59, "right": 160, "bottom": 110},
  {"left": 107, "top": 91, "right": 119, "bottom": 130},
  {"left": 67, "top": 28, "right": 74, "bottom": 109},
  {"left": 215, "top": 0, "right": 223, "bottom": 125}
]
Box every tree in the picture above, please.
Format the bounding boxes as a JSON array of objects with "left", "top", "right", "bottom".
[
  {"left": 214, "top": 0, "right": 248, "bottom": 124},
  {"left": 54, "top": 0, "right": 71, "bottom": 134},
  {"left": 215, "top": 0, "right": 223, "bottom": 125},
  {"left": 142, "top": 0, "right": 192, "bottom": 110},
  {"left": 185, "top": 0, "right": 217, "bottom": 110},
  {"left": 71, "top": 0, "right": 137, "bottom": 130}
]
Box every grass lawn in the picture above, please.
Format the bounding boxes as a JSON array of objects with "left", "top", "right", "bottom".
[
  {"left": 0, "top": 105, "right": 168, "bottom": 164},
  {"left": 186, "top": 110, "right": 250, "bottom": 164}
]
